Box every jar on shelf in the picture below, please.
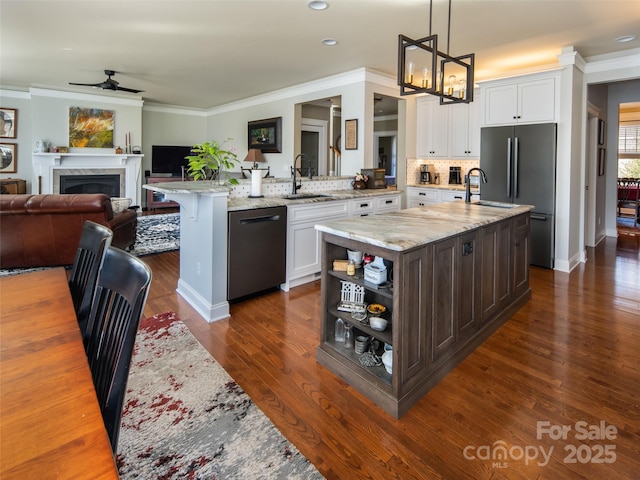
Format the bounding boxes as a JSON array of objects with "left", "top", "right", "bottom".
[
  {"left": 335, "top": 318, "right": 345, "bottom": 343},
  {"left": 344, "top": 324, "right": 353, "bottom": 349}
]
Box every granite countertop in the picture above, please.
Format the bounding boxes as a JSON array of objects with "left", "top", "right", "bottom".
[
  {"left": 315, "top": 201, "right": 533, "bottom": 252},
  {"left": 142, "top": 180, "right": 401, "bottom": 211},
  {"left": 227, "top": 188, "right": 400, "bottom": 211},
  {"left": 407, "top": 183, "right": 479, "bottom": 192}
]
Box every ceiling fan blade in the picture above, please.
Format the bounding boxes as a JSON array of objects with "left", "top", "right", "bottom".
[
  {"left": 69, "top": 82, "right": 103, "bottom": 87},
  {"left": 115, "top": 86, "right": 144, "bottom": 93}
]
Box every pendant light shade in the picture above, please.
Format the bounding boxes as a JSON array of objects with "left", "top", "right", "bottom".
[{"left": 398, "top": 0, "right": 474, "bottom": 104}]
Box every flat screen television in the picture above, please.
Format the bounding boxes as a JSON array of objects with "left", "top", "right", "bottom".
[{"left": 151, "top": 145, "right": 192, "bottom": 177}]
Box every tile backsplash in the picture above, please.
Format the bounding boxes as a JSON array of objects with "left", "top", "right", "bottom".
[
  {"left": 406, "top": 158, "right": 479, "bottom": 185},
  {"left": 228, "top": 176, "right": 353, "bottom": 198}
]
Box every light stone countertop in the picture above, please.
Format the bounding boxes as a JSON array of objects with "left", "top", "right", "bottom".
[
  {"left": 315, "top": 201, "right": 533, "bottom": 252},
  {"left": 406, "top": 183, "right": 479, "bottom": 192},
  {"left": 143, "top": 180, "right": 401, "bottom": 211}
]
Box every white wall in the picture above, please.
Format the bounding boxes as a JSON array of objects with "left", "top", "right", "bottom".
[
  {"left": 0, "top": 90, "right": 32, "bottom": 191},
  {"left": 202, "top": 69, "right": 400, "bottom": 179},
  {"left": 142, "top": 106, "right": 207, "bottom": 177},
  {"left": 0, "top": 88, "right": 143, "bottom": 195}
]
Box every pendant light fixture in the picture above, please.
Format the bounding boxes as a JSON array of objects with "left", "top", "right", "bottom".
[{"left": 397, "top": 0, "right": 474, "bottom": 104}]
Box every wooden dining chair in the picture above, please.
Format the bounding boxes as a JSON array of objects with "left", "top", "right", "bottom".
[
  {"left": 84, "top": 247, "right": 152, "bottom": 453},
  {"left": 68, "top": 221, "right": 113, "bottom": 342}
]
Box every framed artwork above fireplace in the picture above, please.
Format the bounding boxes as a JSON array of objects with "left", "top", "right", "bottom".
[{"left": 69, "top": 107, "right": 114, "bottom": 148}]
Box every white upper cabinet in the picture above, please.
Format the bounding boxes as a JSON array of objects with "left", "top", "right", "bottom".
[
  {"left": 449, "top": 99, "right": 480, "bottom": 158},
  {"left": 417, "top": 92, "right": 481, "bottom": 159},
  {"left": 416, "top": 97, "right": 449, "bottom": 158},
  {"left": 482, "top": 73, "right": 558, "bottom": 126}
]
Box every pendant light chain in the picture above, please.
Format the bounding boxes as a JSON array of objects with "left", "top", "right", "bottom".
[{"left": 446, "top": 0, "right": 451, "bottom": 56}]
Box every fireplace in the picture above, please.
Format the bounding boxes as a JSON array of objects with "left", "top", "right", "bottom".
[
  {"left": 60, "top": 174, "right": 121, "bottom": 197},
  {"left": 32, "top": 153, "right": 143, "bottom": 205}
]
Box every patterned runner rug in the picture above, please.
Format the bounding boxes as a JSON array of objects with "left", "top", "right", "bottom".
[{"left": 116, "top": 311, "right": 323, "bottom": 479}]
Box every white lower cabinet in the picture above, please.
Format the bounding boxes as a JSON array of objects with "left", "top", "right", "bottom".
[
  {"left": 406, "top": 186, "right": 465, "bottom": 208},
  {"left": 283, "top": 193, "right": 401, "bottom": 291},
  {"left": 284, "top": 201, "right": 349, "bottom": 291},
  {"left": 373, "top": 194, "right": 401, "bottom": 213},
  {"left": 438, "top": 190, "right": 465, "bottom": 203}
]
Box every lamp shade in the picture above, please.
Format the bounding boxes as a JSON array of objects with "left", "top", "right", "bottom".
[{"left": 244, "top": 148, "right": 265, "bottom": 163}]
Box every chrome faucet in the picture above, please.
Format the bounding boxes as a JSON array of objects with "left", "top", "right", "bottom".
[
  {"left": 465, "top": 167, "right": 487, "bottom": 203},
  {"left": 292, "top": 153, "right": 305, "bottom": 194}
]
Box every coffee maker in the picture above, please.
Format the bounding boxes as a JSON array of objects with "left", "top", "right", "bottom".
[
  {"left": 448, "top": 166, "right": 462, "bottom": 184},
  {"left": 419, "top": 164, "right": 431, "bottom": 184}
]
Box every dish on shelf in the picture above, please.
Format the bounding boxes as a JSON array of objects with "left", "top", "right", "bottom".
[
  {"left": 367, "top": 303, "right": 387, "bottom": 315},
  {"left": 369, "top": 316, "right": 388, "bottom": 331},
  {"left": 351, "top": 311, "right": 367, "bottom": 322},
  {"left": 381, "top": 350, "right": 393, "bottom": 374}
]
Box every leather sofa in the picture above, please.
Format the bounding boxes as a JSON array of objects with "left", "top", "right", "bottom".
[{"left": 0, "top": 194, "right": 137, "bottom": 268}]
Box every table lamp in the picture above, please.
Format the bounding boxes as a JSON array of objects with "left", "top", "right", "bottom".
[{"left": 243, "top": 148, "right": 267, "bottom": 198}]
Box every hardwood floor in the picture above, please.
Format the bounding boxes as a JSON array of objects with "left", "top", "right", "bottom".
[{"left": 141, "top": 238, "right": 639, "bottom": 479}]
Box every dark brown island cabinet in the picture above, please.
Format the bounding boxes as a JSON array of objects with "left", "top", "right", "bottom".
[{"left": 315, "top": 203, "right": 532, "bottom": 418}]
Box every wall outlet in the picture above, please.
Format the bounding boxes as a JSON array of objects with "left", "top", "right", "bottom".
[
  {"left": 283, "top": 164, "right": 290, "bottom": 173},
  {"left": 196, "top": 262, "right": 201, "bottom": 276}
]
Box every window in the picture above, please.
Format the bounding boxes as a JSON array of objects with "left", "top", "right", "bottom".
[{"left": 619, "top": 123, "right": 640, "bottom": 155}]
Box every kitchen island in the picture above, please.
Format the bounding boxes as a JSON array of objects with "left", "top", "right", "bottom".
[
  {"left": 314, "top": 201, "right": 533, "bottom": 418},
  {"left": 143, "top": 178, "right": 400, "bottom": 322}
]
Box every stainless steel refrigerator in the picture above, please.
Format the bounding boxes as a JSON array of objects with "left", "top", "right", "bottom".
[{"left": 480, "top": 123, "right": 556, "bottom": 268}]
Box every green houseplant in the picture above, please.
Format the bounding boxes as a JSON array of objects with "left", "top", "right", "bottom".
[{"left": 185, "top": 139, "right": 239, "bottom": 184}]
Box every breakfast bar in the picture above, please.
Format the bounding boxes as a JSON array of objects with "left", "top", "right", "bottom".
[{"left": 315, "top": 201, "right": 533, "bottom": 418}]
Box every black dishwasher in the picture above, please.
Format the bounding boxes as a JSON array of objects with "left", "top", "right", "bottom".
[{"left": 227, "top": 206, "right": 287, "bottom": 301}]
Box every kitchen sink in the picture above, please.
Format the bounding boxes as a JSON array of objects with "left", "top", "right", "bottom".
[
  {"left": 472, "top": 200, "right": 518, "bottom": 209},
  {"left": 282, "top": 193, "right": 332, "bottom": 200}
]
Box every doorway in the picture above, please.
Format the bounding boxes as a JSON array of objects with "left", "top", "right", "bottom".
[
  {"left": 297, "top": 96, "right": 341, "bottom": 177},
  {"left": 301, "top": 119, "right": 328, "bottom": 176},
  {"left": 373, "top": 93, "right": 399, "bottom": 186}
]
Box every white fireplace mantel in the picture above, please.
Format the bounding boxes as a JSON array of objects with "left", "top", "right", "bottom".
[{"left": 32, "top": 153, "right": 143, "bottom": 205}]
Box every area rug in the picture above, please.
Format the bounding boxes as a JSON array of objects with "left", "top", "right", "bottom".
[
  {"left": 0, "top": 213, "right": 180, "bottom": 277},
  {"left": 116, "top": 311, "right": 323, "bottom": 480},
  {"left": 129, "top": 212, "right": 180, "bottom": 257}
]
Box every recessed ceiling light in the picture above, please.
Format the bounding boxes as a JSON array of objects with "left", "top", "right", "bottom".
[
  {"left": 322, "top": 38, "right": 337, "bottom": 46},
  {"left": 308, "top": 0, "right": 329, "bottom": 10},
  {"left": 615, "top": 35, "right": 637, "bottom": 43}
]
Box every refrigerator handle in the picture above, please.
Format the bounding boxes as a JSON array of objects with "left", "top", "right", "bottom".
[
  {"left": 514, "top": 136, "right": 520, "bottom": 198},
  {"left": 530, "top": 214, "right": 547, "bottom": 221},
  {"left": 506, "top": 137, "right": 512, "bottom": 197}
]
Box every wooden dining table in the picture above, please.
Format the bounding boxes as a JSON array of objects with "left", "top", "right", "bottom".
[{"left": 0, "top": 268, "right": 118, "bottom": 479}]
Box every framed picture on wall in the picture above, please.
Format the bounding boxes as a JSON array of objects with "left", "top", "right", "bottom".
[
  {"left": 0, "top": 108, "right": 17, "bottom": 139},
  {"left": 345, "top": 119, "right": 358, "bottom": 150},
  {"left": 598, "top": 119, "right": 605, "bottom": 146},
  {"left": 248, "top": 117, "right": 282, "bottom": 153},
  {"left": 598, "top": 148, "right": 605, "bottom": 176},
  {"left": 0, "top": 143, "right": 17, "bottom": 173}
]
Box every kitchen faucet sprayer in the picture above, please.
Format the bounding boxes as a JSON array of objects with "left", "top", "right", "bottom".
[{"left": 465, "top": 167, "right": 488, "bottom": 203}]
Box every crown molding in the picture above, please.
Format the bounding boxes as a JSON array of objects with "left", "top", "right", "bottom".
[
  {"left": 143, "top": 103, "right": 208, "bottom": 116},
  {"left": 29, "top": 87, "right": 144, "bottom": 107},
  {"left": 0, "top": 88, "right": 31, "bottom": 99},
  {"left": 584, "top": 48, "right": 640, "bottom": 75},
  {"left": 206, "top": 68, "right": 397, "bottom": 116}
]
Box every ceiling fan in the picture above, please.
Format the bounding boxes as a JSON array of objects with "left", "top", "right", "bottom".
[{"left": 69, "top": 69, "right": 144, "bottom": 94}]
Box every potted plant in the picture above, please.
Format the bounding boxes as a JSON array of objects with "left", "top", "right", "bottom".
[
  {"left": 352, "top": 172, "right": 368, "bottom": 190},
  {"left": 185, "top": 139, "right": 239, "bottom": 184}
]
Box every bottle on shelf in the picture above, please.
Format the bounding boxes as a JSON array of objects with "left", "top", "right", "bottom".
[
  {"left": 344, "top": 324, "right": 353, "bottom": 349},
  {"left": 335, "top": 318, "right": 345, "bottom": 342},
  {"left": 347, "top": 259, "right": 356, "bottom": 276}
]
